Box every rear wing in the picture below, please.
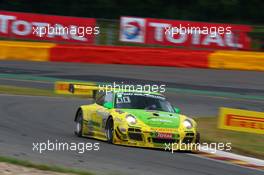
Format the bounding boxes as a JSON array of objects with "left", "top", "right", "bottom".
[
  {"left": 55, "top": 81, "right": 100, "bottom": 98},
  {"left": 55, "top": 81, "right": 164, "bottom": 98}
]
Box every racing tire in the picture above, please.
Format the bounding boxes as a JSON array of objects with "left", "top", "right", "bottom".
[
  {"left": 195, "top": 132, "right": 200, "bottom": 143},
  {"left": 106, "top": 118, "right": 114, "bottom": 143},
  {"left": 74, "top": 110, "right": 83, "bottom": 137}
]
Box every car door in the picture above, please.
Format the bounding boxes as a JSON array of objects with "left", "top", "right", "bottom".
[{"left": 92, "top": 92, "right": 113, "bottom": 135}]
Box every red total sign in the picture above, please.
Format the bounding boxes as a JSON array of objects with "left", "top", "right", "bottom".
[
  {"left": 0, "top": 11, "right": 97, "bottom": 44},
  {"left": 120, "top": 17, "right": 252, "bottom": 50}
]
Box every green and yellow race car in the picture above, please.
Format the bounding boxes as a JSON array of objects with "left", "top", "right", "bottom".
[{"left": 56, "top": 82, "right": 200, "bottom": 150}]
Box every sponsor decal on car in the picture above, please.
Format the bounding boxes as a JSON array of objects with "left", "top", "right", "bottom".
[{"left": 156, "top": 132, "right": 173, "bottom": 139}]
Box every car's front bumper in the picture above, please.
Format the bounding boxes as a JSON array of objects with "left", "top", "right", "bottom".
[{"left": 114, "top": 126, "right": 199, "bottom": 150}]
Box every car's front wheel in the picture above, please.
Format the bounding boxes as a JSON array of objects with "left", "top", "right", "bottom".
[
  {"left": 74, "top": 110, "right": 83, "bottom": 137},
  {"left": 106, "top": 118, "right": 114, "bottom": 143}
]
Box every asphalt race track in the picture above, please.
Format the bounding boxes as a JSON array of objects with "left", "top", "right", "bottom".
[
  {"left": 1, "top": 61, "right": 264, "bottom": 117},
  {"left": 1, "top": 60, "right": 264, "bottom": 93},
  {"left": 0, "top": 60, "right": 264, "bottom": 175},
  {"left": 1, "top": 94, "right": 263, "bottom": 175}
]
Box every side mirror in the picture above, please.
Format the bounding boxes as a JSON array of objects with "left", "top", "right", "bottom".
[
  {"left": 103, "top": 102, "right": 113, "bottom": 109},
  {"left": 174, "top": 107, "right": 180, "bottom": 114}
]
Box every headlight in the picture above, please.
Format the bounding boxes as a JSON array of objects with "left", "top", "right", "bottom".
[
  {"left": 183, "top": 119, "right": 193, "bottom": 129},
  {"left": 126, "top": 114, "right": 137, "bottom": 125}
]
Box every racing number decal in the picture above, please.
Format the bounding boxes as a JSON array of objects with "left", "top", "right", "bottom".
[{"left": 116, "top": 96, "right": 131, "bottom": 104}]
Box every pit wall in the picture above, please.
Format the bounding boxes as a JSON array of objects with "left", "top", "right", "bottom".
[{"left": 0, "top": 41, "right": 263, "bottom": 71}]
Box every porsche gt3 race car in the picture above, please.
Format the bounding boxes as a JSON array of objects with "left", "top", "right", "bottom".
[{"left": 55, "top": 82, "right": 200, "bottom": 150}]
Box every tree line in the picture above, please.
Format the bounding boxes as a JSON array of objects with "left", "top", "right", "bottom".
[{"left": 0, "top": 0, "right": 263, "bottom": 24}]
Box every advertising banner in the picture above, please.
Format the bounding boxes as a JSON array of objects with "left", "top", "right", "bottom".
[
  {"left": 0, "top": 11, "right": 98, "bottom": 43},
  {"left": 218, "top": 107, "right": 264, "bottom": 134},
  {"left": 120, "top": 16, "right": 252, "bottom": 50}
]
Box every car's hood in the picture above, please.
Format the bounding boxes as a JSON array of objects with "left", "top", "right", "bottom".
[{"left": 120, "top": 109, "right": 180, "bottom": 128}]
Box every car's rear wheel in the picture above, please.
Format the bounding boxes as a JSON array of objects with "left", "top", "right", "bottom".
[
  {"left": 106, "top": 118, "right": 114, "bottom": 143},
  {"left": 195, "top": 132, "right": 200, "bottom": 143},
  {"left": 74, "top": 110, "right": 83, "bottom": 137}
]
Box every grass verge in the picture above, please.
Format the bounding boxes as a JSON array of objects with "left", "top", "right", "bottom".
[
  {"left": 0, "top": 85, "right": 88, "bottom": 98},
  {"left": 0, "top": 156, "right": 93, "bottom": 175},
  {"left": 0, "top": 85, "right": 58, "bottom": 96},
  {"left": 195, "top": 117, "right": 264, "bottom": 159}
]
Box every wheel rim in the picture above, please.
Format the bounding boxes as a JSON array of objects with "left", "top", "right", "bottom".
[
  {"left": 75, "top": 114, "right": 82, "bottom": 134},
  {"left": 76, "top": 121, "right": 81, "bottom": 133},
  {"left": 75, "top": 111, "right": 83, "bottom": 134}
]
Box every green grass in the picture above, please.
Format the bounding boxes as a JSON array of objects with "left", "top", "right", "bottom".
[
  {"left": 0, "top": 85, "right": 57, "bottom": 96},
  {"left": 195, "top": 117, "right": 264, "bottom": 159},
  {"left": 0, "top": 156, "right": 93, "bottom": 175},
  {"left": 0, "top": 85, "right": 88, "bottom": 98}
]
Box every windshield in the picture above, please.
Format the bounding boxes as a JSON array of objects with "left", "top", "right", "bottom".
[{"left": 115, "top": 92, "right": 174, "bottom": 113}]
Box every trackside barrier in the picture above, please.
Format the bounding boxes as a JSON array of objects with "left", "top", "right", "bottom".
[
  {"left": 218, "top": 107, "right": 264, "bottom": 134},
  {"left": 0, "top": 41, "right": 264, "bottom": 71},
  {"left": 55, "top": 81, "right": 96, "bottom": 97},
  {"left": 0, "top": 41, "right": 55, "bottom": 61},
  {"left": 209, "top": 51, "right": 264, "bottom": 71},
  {"left": 50, "top": 45, "right": 211, "bottom": 68}
]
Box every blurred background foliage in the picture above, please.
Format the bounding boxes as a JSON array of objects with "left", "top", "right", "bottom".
[{"left": 0, "top": 0, "right": 263, "bottom": 24}]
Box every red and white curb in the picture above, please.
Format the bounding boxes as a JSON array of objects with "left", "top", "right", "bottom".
[{"left": 195, "top": 147, "right": 264, "bottom": 171}]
